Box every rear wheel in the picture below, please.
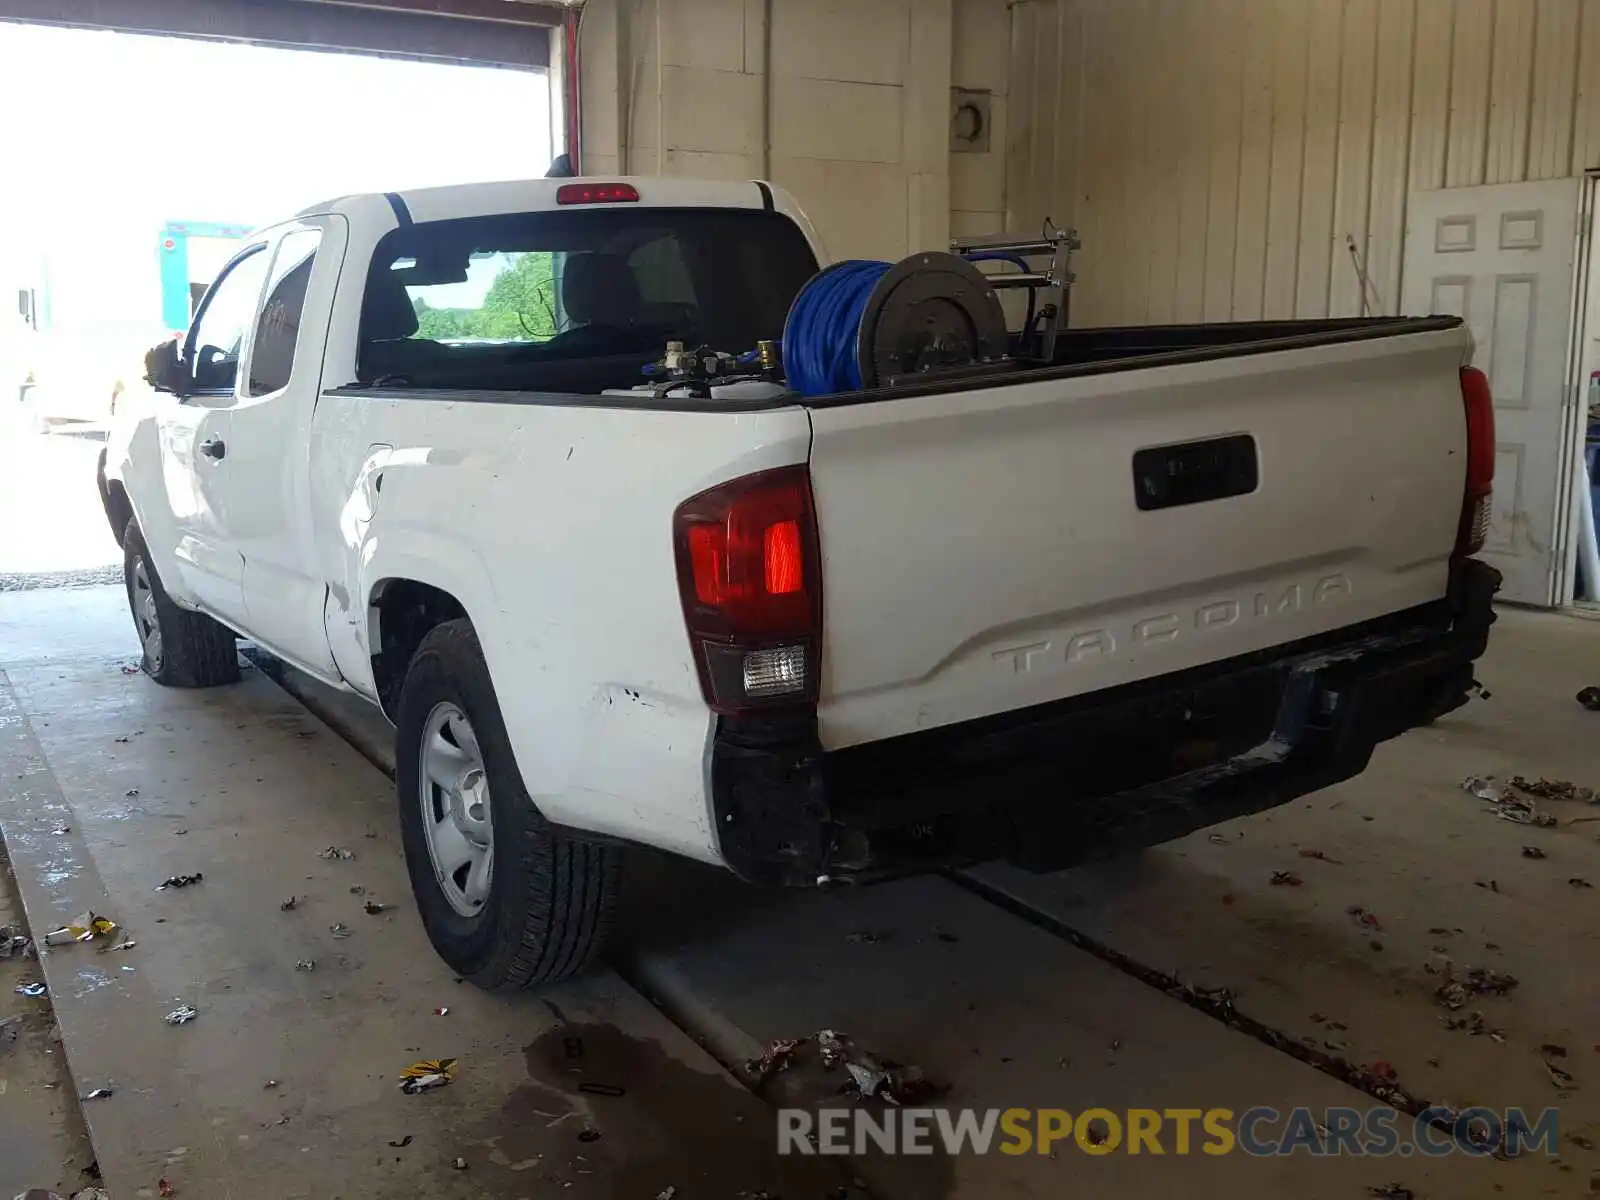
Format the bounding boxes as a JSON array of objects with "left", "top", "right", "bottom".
[
  {"left": 396, "top": 619, "right": 618, "bottom": 988},
  {"left": 122, "top": 520, "right": 240, "bottom": 688}
]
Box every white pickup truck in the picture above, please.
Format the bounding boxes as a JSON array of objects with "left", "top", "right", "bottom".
[{"left": 98, "top": 176, "right": 1499, "bottom": 989}]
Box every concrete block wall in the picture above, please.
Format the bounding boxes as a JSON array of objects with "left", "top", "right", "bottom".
[{"left": 578, "top": 0, "right": 1011, "bottom": 263}]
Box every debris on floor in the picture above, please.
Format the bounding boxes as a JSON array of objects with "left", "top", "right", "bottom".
[
  {"left": 158, "top": 1178, "right": 176, "bottom": 1198},
  {"left": 1297, "top": 848, "right": 1343, "bottom": 864},
  {"left": 1461, "top": 776, "right": 1561, "bottom": 827},
  {"left": 387, "top": 1136, "right": 412, "bottom": 1148},
  {"left": 434, "top": 1006, "right": 449, "bottom": 1016},
  {"left": 825, "top": 1031, "right": 942, "bottom": 1105},
  {"left": 745, "top": 1038, "right": 804, "bottom": 1088},
  {"left": 1521, "top": 845, "right": 1548, "bottom": 859},
  {"left": 81, "top": 1087, "right": 115, "bottom": 1101},
  {"left": 14, "top": 980, "right": 47, "bottom": 997},
  {"left": 1433, "top": 965, "right": 1519, "bottom": 1011},
  {"left": 155, "top": 873, "right": 203, "bottom": 891},
  {"left": 399, "top": 1058, "right": 456, "bottom": 1094},
  {"left": 1365, "top": 1183, "right": 1416, "bottom": 1199},
  {"left": 0, "top": 926, "right": 34, "bottom": 959},
  {"left": 43, "top": 912, "right": 118, "bottom": 946},
  {"left": 1512, "top": 775, "right": 1598, "bottom": 804},
  {"left": 362, "top": 900, "right": 390, "bottom": 915},
  {"left": 295, "top": 959, "right": 315, "bottom": 972},
  {"left": 1268, "top": 870, "right": 1303, "bottom": 886},
  {"left": 1569, "top": 877, "right": 1594, "bottom": 889},
  {"left": 1440, "top": 1010, "right": 1505, "bottom": 1040},
  {"left": 1544, "top": 1055, "right": 1578, "bottom": 1091},
  {"left": 1576, "top": 686, "right": 1600, "bottom": 712},
  {"left": 318, "top": 846, "right": 355, "bottom": 861},
  {"left": 450, "top": 1158, "right": 468, "bottom": 1171},
  {"left": 1345, "top": 905, "right": 1383, "bottom": 931},
  {"left": 279, "top": 896, "right": 298, "bottom": 911},
  {"left": 163, "top": 1005, "right": 198, "bottom": 1026},
  {"left": 329, "top": 923, "right": 351, "bottom": 939}
]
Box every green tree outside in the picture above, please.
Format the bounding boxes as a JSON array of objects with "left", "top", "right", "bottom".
[{"left": 412, "top": 252, "right": 559, "bottom": 342}]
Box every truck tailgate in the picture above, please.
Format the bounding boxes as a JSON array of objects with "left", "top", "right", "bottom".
[{"left": 806, "top": 326, "right": 1471, "bottom": 749}]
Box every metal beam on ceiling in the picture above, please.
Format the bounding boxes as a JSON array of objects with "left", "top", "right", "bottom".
[{"left": 0, "top": 0, "right": 554, "bottom": 69}]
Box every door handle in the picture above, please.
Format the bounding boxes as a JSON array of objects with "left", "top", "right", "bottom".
[{"left": 200, "top": 437, "right": 227, "bottom": 460}]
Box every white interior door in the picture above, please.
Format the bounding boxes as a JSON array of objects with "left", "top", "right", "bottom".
[{"left": 1402, "top": 178, "right": 1583, "bottom": 606}]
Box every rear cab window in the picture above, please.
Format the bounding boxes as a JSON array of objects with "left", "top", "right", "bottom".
[{"left": 356, "top": 208, "right": 818, "bottom": 393}]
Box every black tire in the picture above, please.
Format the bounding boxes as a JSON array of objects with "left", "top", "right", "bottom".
[
  {"left": 123, "top": 519, "right": 240, "bottom": 688},
  {"left": 396, "top": 619, "right": 618, "bottom": 988}
]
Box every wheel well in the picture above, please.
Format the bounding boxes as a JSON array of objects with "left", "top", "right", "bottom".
[
  {"left": 370, "top": 580, "right": 467, "bottom": 720},
  {"left": 103, "top": 479, "right": 134, "bottom": 548}
]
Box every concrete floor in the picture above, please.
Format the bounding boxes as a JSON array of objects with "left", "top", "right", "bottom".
[{"left": 0, "top": 581, "right": 1597, "bottom": 1198}]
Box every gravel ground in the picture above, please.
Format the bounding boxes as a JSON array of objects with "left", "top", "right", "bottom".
[{"left": 0, "top": 566, "right": 123, "bottom": 592}]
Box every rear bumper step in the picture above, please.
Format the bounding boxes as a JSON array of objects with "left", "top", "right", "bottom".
[{"left": 710, "top": 559, "right": 1500, "bottom": 886}]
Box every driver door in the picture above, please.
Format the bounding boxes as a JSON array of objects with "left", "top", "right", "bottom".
[{"left": 159, "top": 243, "right": 269, "bottom": 625}]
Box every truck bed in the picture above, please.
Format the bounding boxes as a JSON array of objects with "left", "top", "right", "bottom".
[{"left": 333, "top": 316, "right": 1463, "bottom": 413}]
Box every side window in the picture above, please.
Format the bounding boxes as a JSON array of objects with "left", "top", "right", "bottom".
[
  {"left": 248, "top": 230, "right": 322, "bottom": 396},
  {"left": 188, "top": 247, "right": 269, "bottom": 394}
]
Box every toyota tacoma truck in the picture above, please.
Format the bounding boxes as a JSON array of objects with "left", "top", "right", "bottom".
[{"left": 97, "top": 176, "right": 1499, "bottom": 989}]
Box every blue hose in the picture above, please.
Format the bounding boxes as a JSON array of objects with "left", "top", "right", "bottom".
[{"left": 783, "top": 260, "right": 892, "bottom": 396}]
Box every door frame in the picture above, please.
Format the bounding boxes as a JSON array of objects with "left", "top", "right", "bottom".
[{"left": 1558, "top": 173, "right": 1600, "bottom": 607}]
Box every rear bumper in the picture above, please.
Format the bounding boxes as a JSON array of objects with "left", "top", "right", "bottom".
[{"left": 709, "top": 559, "right": 1500, "bottom": 886}]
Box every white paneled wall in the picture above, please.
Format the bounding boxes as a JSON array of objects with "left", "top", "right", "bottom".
[
  {"left": 578, "top": 0, "right": 1011, "bottom": 262},
  {"left": 1008, "top": 0, "right": 1600, "bottom": 327}
]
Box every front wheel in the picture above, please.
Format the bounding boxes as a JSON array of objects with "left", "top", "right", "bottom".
[
  {"left": 123, "top": 520, "right": 240, "bottom": 688},
  {"left": 396, "top": 619, "right": 618, "bottom": 988}
]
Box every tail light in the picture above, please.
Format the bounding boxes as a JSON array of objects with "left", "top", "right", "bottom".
[
  {"left": 673, "top": 465, "right": 822, "bottom": 714},
  {"left": 1455, "top": 366, "right": 1495, "bottom": 557}
]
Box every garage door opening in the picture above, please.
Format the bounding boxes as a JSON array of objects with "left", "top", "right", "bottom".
[{"left": 0, "top": 20, "right": 553, "bottom": 589}]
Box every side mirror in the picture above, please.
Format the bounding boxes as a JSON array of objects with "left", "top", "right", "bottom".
[{"left": 143, "top": 339, "right": 186, "bottom": 396}]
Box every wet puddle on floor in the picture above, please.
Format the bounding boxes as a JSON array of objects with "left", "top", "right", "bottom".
[{"left": 494, "top": 1020, "right": 861, "bottom": 1197}]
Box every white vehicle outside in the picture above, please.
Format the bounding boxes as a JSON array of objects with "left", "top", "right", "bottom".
[{"left": 98, "top": 176, "right": 1500, "bottom": 988}]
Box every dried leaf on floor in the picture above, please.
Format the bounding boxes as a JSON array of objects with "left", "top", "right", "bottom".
[
  {"left": 1269, "top": 870, "right": 1303, "bottom": 887},
  {"left": 1511, "top": 775, "right": 1598, "bottom": 804},
  {"left": 1298, "top": 848, "right": 1343, "bottom": 864}
]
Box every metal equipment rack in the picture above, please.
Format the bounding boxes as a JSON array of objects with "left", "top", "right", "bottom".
[{"left": 949, "top": 225, "right": 1081, "bottom": 363}]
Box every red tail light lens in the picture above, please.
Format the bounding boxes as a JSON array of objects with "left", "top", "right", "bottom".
[
  {"left": 674, "top": 465, "right": 822, "bottom": 713},
  {"left": 1456, "top": 366, "right": 1495, "bottom": 557},
  {"left": 556, "top": 182, "right": 640, "bottom": 205}
]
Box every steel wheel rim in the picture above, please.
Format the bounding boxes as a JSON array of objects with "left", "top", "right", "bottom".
[
  {"left": 418, "top": 701, "right": 494, "bottom": 918},
  {"left": 132, "top": 558, "right": 162, "bottom": 671}
]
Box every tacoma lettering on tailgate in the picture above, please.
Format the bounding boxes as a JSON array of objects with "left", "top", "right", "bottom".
[{"left": 991, "top": 574, "right": 1353, "bottom": 674}]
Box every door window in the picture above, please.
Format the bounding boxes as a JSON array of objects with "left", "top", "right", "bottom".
[
  {"left": 248, "top": 230, "right": 323, "bottom": 396},
  {"left": 188, "top": 246, "right": 269, "bottom": 394}
]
